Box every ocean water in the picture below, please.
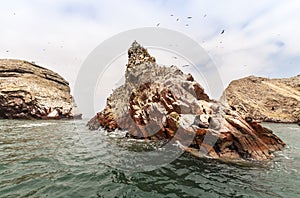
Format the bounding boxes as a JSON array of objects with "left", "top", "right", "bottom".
[{"left": 0, "top": 120, "right": 299, "bottom": 198}]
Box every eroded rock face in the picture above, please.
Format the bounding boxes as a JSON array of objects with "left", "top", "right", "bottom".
[
  {"left": 222, "top": 75, "right": 300, "bottom": 123},
  {"left": 0, "top": 59, "right": 81, "bottom": 119},
  {"left": 88, "top": 42, "right": 285, "bottom": 161}
]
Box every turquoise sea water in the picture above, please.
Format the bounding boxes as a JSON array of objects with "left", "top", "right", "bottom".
[{"left": 0, "top": 120, "right": 299, "bottom": 198}]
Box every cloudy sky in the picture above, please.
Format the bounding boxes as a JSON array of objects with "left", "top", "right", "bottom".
[{"left": 1, "top": 0, "right": 300, "bottom": 113}]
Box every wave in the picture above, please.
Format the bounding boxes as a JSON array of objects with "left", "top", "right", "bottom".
[{"left": 17, "top": 123, "right": 57, "bottom": 128}]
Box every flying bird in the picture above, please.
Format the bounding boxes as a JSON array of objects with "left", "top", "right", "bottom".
[
  {"left": 185, "top": 24, "right": 189, "bottom": 26},
  {"left": 221, "top": 29, "right": 225, "bottom": 34},
  {"left": 157, "top": 23, "right": 160, "bottom": 27},
  {"left": 204, "top": 14, "right": 207, "bottom": 17},
  {"left": 173, "top": 56, "right": 178, "bottom": 59},
  {"left": 170, "top": 14, "right": 174, "bottom": 16},
  {"left": 182, "top": 65, "right": 190, "bottom": 67},
  {"left": 187, "top": 16, "right": 192, "bottom": 19},
  {"left": 176, "top": 18, "right": 179, "bottom": 21}
]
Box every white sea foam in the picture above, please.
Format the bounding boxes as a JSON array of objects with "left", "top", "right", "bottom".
[{"left": 18, "top": 123, "right": 56, "bottom": 128}]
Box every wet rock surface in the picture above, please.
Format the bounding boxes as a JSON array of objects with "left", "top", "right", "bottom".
[
  {"left": 223, "top": 75, "right": 300, "bottom": 123},
  {"left": 88, "top": 42, "right": 285, "bottom": 161},
  {"left": 0, "top": 59, "right": 81, "bottom": 119}
]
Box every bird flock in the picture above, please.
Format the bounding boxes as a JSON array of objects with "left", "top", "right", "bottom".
[
  {"left": 155, "top": 14, "right": 226, "bottom": 68},
  {"left": 156, "top": 14, "right": 225, "bottom": 35}
]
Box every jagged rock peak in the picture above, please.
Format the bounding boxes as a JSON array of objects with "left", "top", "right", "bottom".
[
  {"left": 126, "top": 41, "right": 156, "bottom": 69},
  {"left": 87, "top": 42, "right": 285, "bottom": 162}
]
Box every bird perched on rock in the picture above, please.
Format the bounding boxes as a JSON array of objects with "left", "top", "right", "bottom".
[
  {"left": 245, "top": 117, "right": 253, "bottom": 123},
  {"left": 208, "top": 116, "right": 221, "bottom": 130},
  {"left": 193, "top": 115, "right": 209, "bottom": 128}
]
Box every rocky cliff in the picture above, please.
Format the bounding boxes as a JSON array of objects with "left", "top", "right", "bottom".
[
  {"left": 0, "top": 59, "right": 81, "bottom": 119},
  {"left": 223, "top": 75, "right": 300, "bottom": 123},
  {"left": 88, "top": 42, "right": 285, "bottom": 162}
]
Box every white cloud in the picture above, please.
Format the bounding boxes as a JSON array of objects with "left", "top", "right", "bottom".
[{"left": 1, "top": 0, "right": 300, "bottom": 116}]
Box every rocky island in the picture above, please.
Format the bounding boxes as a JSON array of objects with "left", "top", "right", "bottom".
[
  {"left": 0, "top": 59, "right": 81, "bottom": 119},
  {"left": 88, "top": 41, "right": 285, "bottom": 162},
  {"left": 223, "top": 75, "right": 300, "bottom": 123}
]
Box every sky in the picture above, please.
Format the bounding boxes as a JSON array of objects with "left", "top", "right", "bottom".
[{"left": 1, "top": 0, "right": 300, "bottom": 114}]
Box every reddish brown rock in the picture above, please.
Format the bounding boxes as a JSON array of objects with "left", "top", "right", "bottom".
[{"left": 88, "top": 41, "right": 285, "bottom": 162}]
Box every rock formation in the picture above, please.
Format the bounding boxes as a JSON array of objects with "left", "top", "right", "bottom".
[
  {"left": 88, "top": 41, "right": 285, "bottom": 162},
  {"left": 223, "top": 75, "right": 300, "bottom": 123},
  {"left": 0, "top": 59, "right": 81, "bottom": 119}
]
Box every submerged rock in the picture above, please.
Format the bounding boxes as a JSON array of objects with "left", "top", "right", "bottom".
[
  {"left": 88, "top": 42, "right": 285, "bottom": 161},
  {"left": 0, "top": 59, "right": 81, "bottom": 119},
  {"left": 222, "top": 75, "right": 300, "bottom": 123}
]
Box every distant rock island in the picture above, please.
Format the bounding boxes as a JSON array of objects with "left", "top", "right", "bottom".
[
  {"left": 223, "top": 75, "right": 300, "bottom": 123},
  {"left": 88, "top": 41, "right": 285, "bottom": 162},
  {"left": 0, "top": 59, "right": 81, "bottom": 119}
]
